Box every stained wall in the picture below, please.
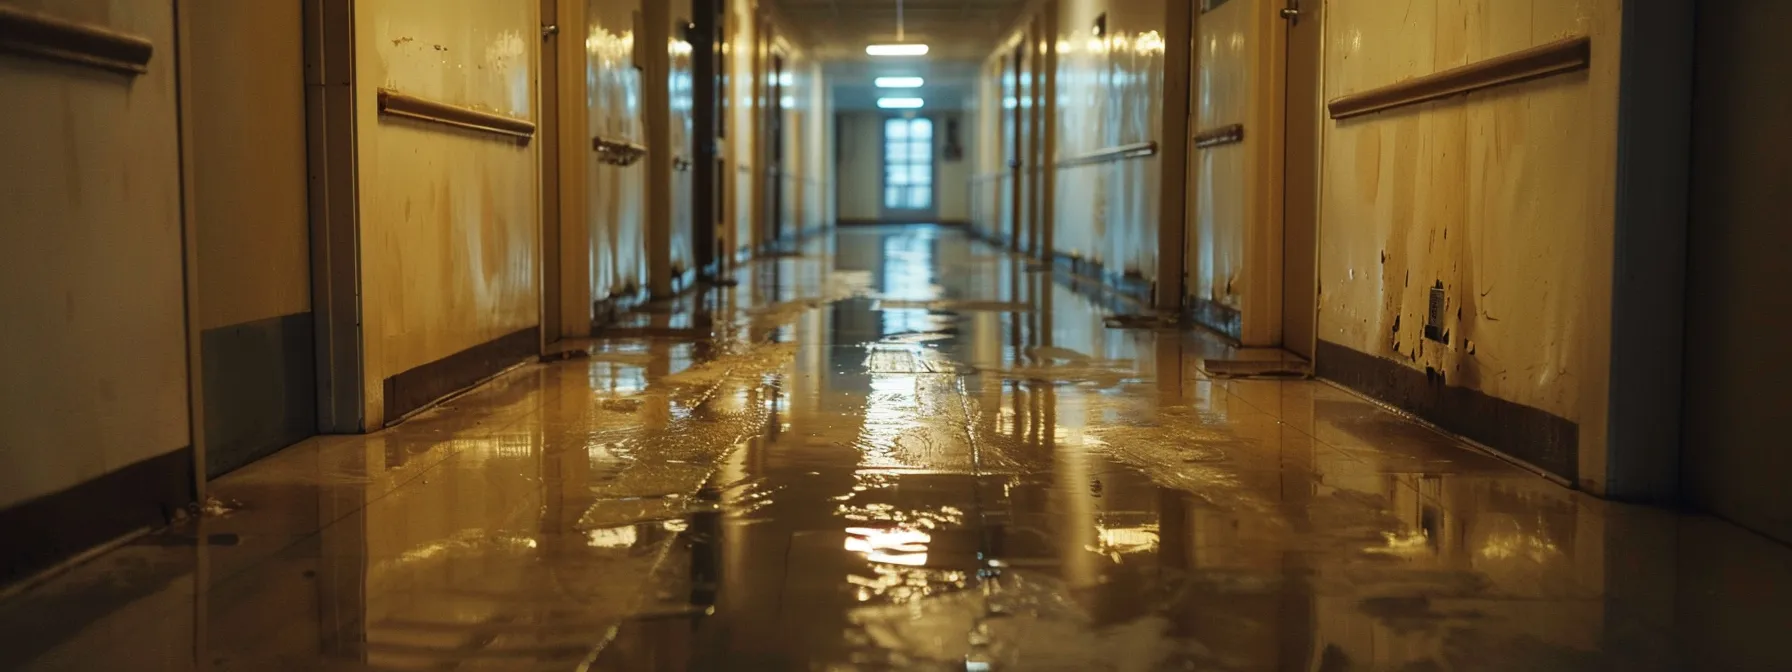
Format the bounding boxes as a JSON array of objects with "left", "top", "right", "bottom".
[
  {"left": 586, "top": 0, "right": 647, "bottom": 303},
  {"left": 1052, "top": 0, "right": 1165, "bottom": 283},
  {"left": 355, "top": 0, "right": 543, "bottom": 426},
  {"left": 1315, "top": 0, "right": 1621, "bottom": 484},
  {"left": 668, "top": 0, "right": 696, "bottom": 278},
  {"left": 1186, "top": 0, "right": 1274, "bottom": 339}
]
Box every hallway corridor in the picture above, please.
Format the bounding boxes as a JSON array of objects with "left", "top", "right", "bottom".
[{"left": 4, "top": 227, "right": 1788, "bottom": 670}]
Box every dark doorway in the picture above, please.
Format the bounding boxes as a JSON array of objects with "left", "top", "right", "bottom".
[
  {"left": 766, "top": 54, "right": 787, "bottom": 248},
  {"left": 693, "top": 0, "right": 726, "bottom": 279}
]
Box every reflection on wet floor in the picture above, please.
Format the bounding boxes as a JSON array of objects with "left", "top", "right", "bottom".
[{"left": 5, "top": 225, "right": 1792, "bottom": 671}]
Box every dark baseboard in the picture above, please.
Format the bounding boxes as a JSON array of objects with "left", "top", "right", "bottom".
[
  {"left": 201, "top": 312, "right": 317, "bottom": 478},
  {"left": 1315, "top": 339, "right": 1579, "bottom": 482},
  {"left": 1185, "top": 298, "right": 1243, "bottom": 341},
  {"left": 1051, "top": 253, "right": 1156, "bottom": 305},
  {"left": 383, "top": 326, "right": 539, "bottom": 424},
  {"left": 961, "top": 223, "right": 1005, "bottom": 244},
  {"left": 0, "top": 448, "right": 194, "bottom": 584}
]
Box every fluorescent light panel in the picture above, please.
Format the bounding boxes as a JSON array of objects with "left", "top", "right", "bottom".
[
  {"left": 866, "top": 44, "right": 929, "bottom": 56},
  {"left": 877, "top": 97, "right": 924, "bottom": 109},
  {"left": 875, "top": 76, "right": 925, "bottom": 88}
]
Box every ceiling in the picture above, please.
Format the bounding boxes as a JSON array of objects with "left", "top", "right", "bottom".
[
  {"left": 824, "top": 60, "right": 981, "bottom": 111},
  {"left": 768, "top": 0, "right": 1030, "bottom": 61},
  {"left": 768, "top": 0, "right": 1030, "bottom": 110}
]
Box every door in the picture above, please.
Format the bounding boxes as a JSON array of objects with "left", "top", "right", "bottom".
[{"left": 879, "top": 116, "right": 938, "bottom": 222}]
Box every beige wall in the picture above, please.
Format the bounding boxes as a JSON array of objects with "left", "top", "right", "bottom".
[
  {"left": 1316, "top": 0, "right": 1621, "bottom": 483},
  {"left": 1187, "top": 0, "right": 1272, "bottom": 338},
  {"left": 773, "top": 44, "right": 827, "bottom": 235},
  {"left": 836, "top": 112, "right": 882, "bottom": 221},
  {"left": 190, "top": 0, "right": 311, "bottom": 330},
  {"left": 187, "top": 0, "right": 317, "bottom": 477},
  {"left": 1053, "top": 0, "right": 1165, "bottom": 276},
  {"left": 976, "top": 0, "right": 1167, "bottom": 275},
  {"left": 355, "top": 0, "right": 543, "bottom": 426},
  {"left": 586, "top": 0, "right": 647, "bottom": 301},
  {"left": 1683, "top": 0, "right": 1792, "bottom": 543},
  {"left": 668, "top": 0, "right": 695, "bottom": 277},
  {"left": 0, "top": 2, "right": 191, "bottom": 508},
  {"left": 937, "top": 112, "right": 970, "bottom": 224},
  {"left": 971, "top": 61, "right": 1004, "bottom": 237},
  {"left": 580, "top": 0, "right": 823, "bottom": 303}
]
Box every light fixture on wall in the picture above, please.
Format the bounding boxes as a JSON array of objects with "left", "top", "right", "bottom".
[
  {"left": 875, "top": 76, "right": 925, "bottom": 88},
  {"left": 867, "top": 0, "right": 928, "bottom": 57},
  {"left": 877, "top": 97, "right": 924, "bottom": 109}
]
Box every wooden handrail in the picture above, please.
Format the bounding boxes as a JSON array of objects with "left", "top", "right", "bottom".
[
  {"left": 592, "top": 135, "right": 647, "bottom": 166},
  {"left": 376, "top": 88, "right": 535, "bottom": 141},
  {"left": 1193, "top": 124, "right": 1244, "bottom": 149},
  {"left": 1055, "top": 141, "right": 1159, "bottom": 167},
  {"left": 0, "top": 5, "right": 153, "bottom": 76},
  {"left": 1328, "top": 35, "right": 1591, "bottom": 120}
]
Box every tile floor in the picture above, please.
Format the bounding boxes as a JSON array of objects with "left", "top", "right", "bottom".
[{"left": 4, "top": 226, "right": 1790, "bottom": 671}]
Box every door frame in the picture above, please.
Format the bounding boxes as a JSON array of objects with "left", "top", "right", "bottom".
[
  {"left": 549, "top": 0, "right": 591, "bottom": 338},
  {"left": 302, "top": 0, "right": 365, "bottom": 433},
  {"left": 538, "top": 0, "right": 562, "bottom": 344},
  {"left": 1279, "top": 0, "right": 1321, "bottom": 359}
]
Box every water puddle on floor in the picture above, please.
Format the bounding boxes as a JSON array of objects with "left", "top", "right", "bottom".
[{"left": 8, "top": 227, "right": 1789, "bottom": 671}]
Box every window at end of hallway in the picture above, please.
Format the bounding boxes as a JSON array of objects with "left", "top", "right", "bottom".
[{"left": 883, "top": 117, "right": 933, "bottom": 211}]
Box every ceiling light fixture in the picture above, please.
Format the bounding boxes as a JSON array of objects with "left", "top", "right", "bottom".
[
  {"left": 875, "top": 76, "right": 925, "bottom": 88},
  {"left": 867, "top": 43, "right": 928, "bottom": 56},
  {"left": 867, "top": 0, "right": 927, "bottom": 57},
  {"left": 877, "top": 97, "right": 924, "bottom": 109}
]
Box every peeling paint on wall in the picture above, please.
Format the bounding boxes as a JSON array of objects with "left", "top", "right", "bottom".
[{"left": 1316, "top": 0, "right": 1621, "bottom": 481}]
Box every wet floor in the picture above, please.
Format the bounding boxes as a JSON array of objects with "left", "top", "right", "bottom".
[{"left": 5, "top": 226, "right": 1791, "bottom": 671}]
